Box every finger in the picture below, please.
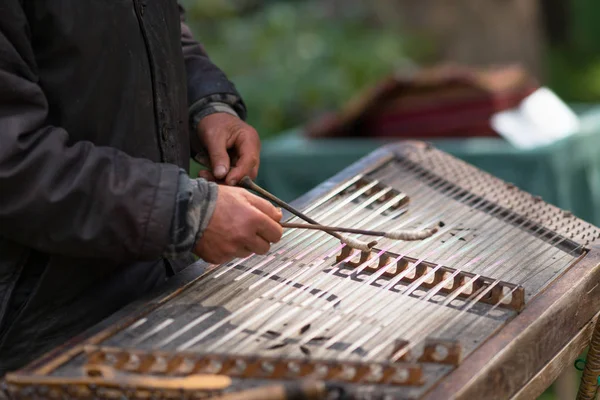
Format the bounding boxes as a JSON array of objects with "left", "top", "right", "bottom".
[
  {"left": 194, "top": 153, "right": 211, "bottom": 167},
  {"left": 246, "top": 194, "right": 283, "bottom": 222},
  {"left": 204, "top": 134, "right": 231, "bottom": 180},
  {"left": 250, "top": 140, "right": 261, "bottom": 180},
  {"left": 208, "top": 255, "right": 234, "bottom": 265},
  {"left": 245, "top": 235, "right": 271, "bottom": 255},
  {"left": 228, "top": 152, "right": 245, "bottom": 179},
  {"left": 257, "top": 217, "right": 283, "bottom": 244},
  {"left": 235, "top": 248, "right": 253, "bottom": 259},
  {"left": 251, "top": 162, "right": 259, "bottom": 180},
  {"left": 229, "top": 152, "right": 240, "bottom": 170},
  {"left": 226, "top": 129, "right": 260, "bottom": 185},
  {"left": 198, "top": 170, "right": 217, "bottom": 182}
]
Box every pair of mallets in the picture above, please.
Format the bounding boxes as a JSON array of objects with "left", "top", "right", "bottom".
[{"left": 237, "top": 176, "right": 438, "bottom": 251}]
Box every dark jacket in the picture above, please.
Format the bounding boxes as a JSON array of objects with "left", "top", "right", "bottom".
[{"left": 0, "top": 0, "right": 244, "bottom": 373}]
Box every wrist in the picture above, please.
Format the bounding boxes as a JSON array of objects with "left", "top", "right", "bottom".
[
  {"left": 192, "top": 102, "right": 239, "bottom": 131},
  {"left": 163, "top": 171, "right": 218, "bottom": 259},
  {"left": 189, "top": 93, "right": 245, "bottom": 132}
]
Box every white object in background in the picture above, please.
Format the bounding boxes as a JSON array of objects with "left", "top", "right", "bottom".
[{"left": 490, "top": 87, "right": 580, "bottom": 149}]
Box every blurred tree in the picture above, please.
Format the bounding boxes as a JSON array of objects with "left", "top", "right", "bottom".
[
  {"left": 180, "top": 0, "right": 600, "bottom": 139},
  {"left": 180, "top": 0, "right": 416, "bottom": 138},
  {"left": 541, "top": 0, "right": 600, "bottom": 103},
  {"left": 381, "top": 0, "right": 545, "bottom": 79},
  {"left": 539, "top": 0, "right": 570, "bottom": 46}
]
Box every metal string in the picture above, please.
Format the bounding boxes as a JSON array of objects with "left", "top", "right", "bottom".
[
  {"left": 179, "top": 162, "right": 506, "bottom": 354},
  {"left": 367, "top": 219, "right": 573, "bottom": 362},
  {"left": 301, "top": 189, "right": 537, "bottom": 360},
  {"left": 344, "top": 171, "right": 578, "bottom": 360},
  {"left": 452, "top": 242, "right": 584, "bottom": 339},
  {"left": 193, "top": 168, "right": 448, "bottom": 308},
  {"left": 263, "top": 168, "right": 574, "bottom": 361},
  {"left": 218, "top": 183, "right": 509, "bottom": 354},
  {"left": 175, "top": 176, "right": 470, "bottom": 352},
  {"left": 367, "top": 201, "right": 582, "bottom": 362},
  {"left": 129, "top": 159, "right": 584, "bottom": 373},
  {"left": 209, "top": 162, "right": 421, "bottom": 283},
  {"left": 189, "top": 180, "right": 463, "bottom": 352}
]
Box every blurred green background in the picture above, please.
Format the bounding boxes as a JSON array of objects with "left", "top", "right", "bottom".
[
  {"left": 181, "top": 0, "right": 600, "bottom": 138},
  {"left": 181, "top": 1, "right": 600, "bottom": 398},
  {"left": 181, "top": 0, "right": 416, "bottom": 137}
]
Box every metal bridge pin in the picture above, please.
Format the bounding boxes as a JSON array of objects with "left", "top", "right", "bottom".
[
  {"left": 153, "top": 356, "right": 167, "bottom": 372},
  {"left": 315, "top": 364, "right": 329, "bottom": 377},
  {"left": 392, "top": 367, "right": 409, "bottom": 383},
  {"left": 106, "top": 353, "right": 117, "bottom": 365},
  {"left": 432, "top": 344, "right": 449, "bottom": 362},
  {"left": 125, "top": 354, "right": 140, "bottom": 370},
  {"left": 176, "top": 358, "right": 195, "bottom": 374},
  {"left": 207, "top": 359, "right": 222, "bottom": 374},
  {"left": 261, "top": 361, "right": 275, "bottom": 374},
  {"left": 234, "top": 359, "right": 247, "bottom": 373},
  {"left": 341, "top": 365, "right": 356, "bottom": 380},
  {"left": 368, "top": 365, "right": 384, "bottom": 382},
  {"left": 287, "top": 362, "right": 301, "bottom": 375}
]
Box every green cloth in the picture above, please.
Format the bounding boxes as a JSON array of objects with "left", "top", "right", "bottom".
[{"left": 191, "top": 105, "right": 600, "bottom": 226}]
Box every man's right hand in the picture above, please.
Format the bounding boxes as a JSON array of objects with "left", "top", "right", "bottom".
[{"left": 193, "top": 185, "right": 283, "bottom": 264}]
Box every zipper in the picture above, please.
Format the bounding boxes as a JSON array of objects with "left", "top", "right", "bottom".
[{"left": 132, "top": 0, "right": 167, "bottom": 162}]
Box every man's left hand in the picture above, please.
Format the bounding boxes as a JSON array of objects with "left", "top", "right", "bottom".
[{"left": 196, "top": 113, "right": 260, "bottom": 186}]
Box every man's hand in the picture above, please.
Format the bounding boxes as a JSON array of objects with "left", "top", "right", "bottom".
[
  {"left": 196, "top": 113, "right": 260, "bottom": 186},
  {"left": 193, "top": 185, "right": 283, "bottom": 264}
]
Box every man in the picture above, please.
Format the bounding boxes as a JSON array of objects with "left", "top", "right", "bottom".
[{"left": 0, "top": 1, "right": 283, "bottom": 374}]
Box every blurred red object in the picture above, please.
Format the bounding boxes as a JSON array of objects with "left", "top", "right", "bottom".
[{"left": 304, "top": 64, "right": 539, "bottom": 139}]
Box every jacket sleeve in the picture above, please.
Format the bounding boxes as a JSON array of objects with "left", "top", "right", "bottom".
[
  {"left": 178, "top": 3, "right": 247, "bottom": 122},
  {"left": 0, "top": 2, "right": 181, "bottom": 263}
]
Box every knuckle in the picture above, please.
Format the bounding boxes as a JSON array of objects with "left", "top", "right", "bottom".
[
  {"left": 255, "top": 243, "right": 270, "bottom": 255},
  {"left": 216, "top": 256, "right": 232, "bottom": 265},
  {"left": 203, "top": 127, "right": 219, "bottom": 140},
  {"left": 225, "top": 243, "right": 240, "bottom": 256},
  {"left": 273, "top": 229, "right": 283, "bottom": 242},
  {"left": 248, "top": 211, "right": 264, "bottom": 225},
  {"left": 233, "top": 229, "right": 250, "bottom": 243},
  {"left": 231, "top": 231, "right": 246, "bottom": 245},
  {"left": 231, "top": 123, "right": 247, "bottom": 137},
  {"left": 246, "top": 124, "right": 258, "bottom": 134}
]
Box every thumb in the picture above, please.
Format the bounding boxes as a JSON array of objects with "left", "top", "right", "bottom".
[{"left": 205, "top": 136, "right": 230, "bottom": 179}]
